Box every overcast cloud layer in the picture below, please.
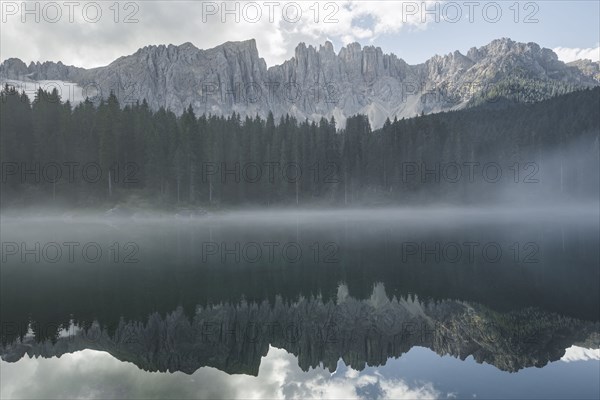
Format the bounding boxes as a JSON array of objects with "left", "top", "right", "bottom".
[
  {"left": 1, "top": 0, "right": 434, "bottom": 67},
  {"left": 1, "top": 1, "right": 599, "bottom": 68}
]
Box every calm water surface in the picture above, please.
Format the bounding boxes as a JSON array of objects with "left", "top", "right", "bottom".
[{"left": 1, "top": 208, "right": 598, "bottom": 399}]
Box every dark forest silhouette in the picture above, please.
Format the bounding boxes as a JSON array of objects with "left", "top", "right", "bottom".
[{"left": 1, "top": 85, "right": 599, "bottom": 207}]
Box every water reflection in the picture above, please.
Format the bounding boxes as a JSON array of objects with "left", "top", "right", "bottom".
[
  {"left": 2, "top": 344, "right": 599, "bottom": 399},
  {"left": 1, "top": 208, "right": 599, "bottom": 397}
]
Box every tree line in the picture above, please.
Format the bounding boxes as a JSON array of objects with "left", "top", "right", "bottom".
[{"left": 1, "top": 85, "right": 599, "bottom": 207}]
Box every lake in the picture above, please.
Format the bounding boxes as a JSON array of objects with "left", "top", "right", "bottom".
[{"left": 1, "top": 207, "right": 599, "bottom": 399}]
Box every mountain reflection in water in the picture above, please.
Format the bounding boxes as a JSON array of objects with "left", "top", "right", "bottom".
[{"left": 1, "top": 208, "right": 598, "bottom": 398}]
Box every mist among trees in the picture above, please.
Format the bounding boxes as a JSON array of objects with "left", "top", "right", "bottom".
[{"left": 1, "top": 85, "right": 598, "bottom": 208}]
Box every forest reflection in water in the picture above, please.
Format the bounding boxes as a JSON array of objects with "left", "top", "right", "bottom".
[{"left": 1, "top": 207, "right": 599, "bottom": 398}]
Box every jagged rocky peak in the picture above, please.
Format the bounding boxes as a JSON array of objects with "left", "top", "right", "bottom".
[
  {"left": 320, "top": 40, "right": 335, "bottom": 54},
  {"left": 178, "top": 41, "right": 198, "bottom": 51},
  {"left": 0, "top": 58, "right": 28, "bottom": 78},
  {"left": 0, "top": 58, "right": 83, "bottom": 81},
  {"left": 1, "top": 37, "right": 598, "bottom": 127},
  {"left": 568, "top": 59, "right": 600, "bottom": 81},
  {"left": 465, "top": 38, "right": 519, "bottom": 61},
  {"left": 130, "top": 40, "right": 259, "bottom": 60},
  {"left": 221, "top": 38, "right": 258, "bottom": 50},
  {"left": 292, "top": 41, "right": 335, "bottom": 59},
  {"left": 466, "top": 37, "right": 561, "bottom": 64},
  {"left": 213, "top": 39, "right": 267, "bottom": 72},
  {"left": 294, "top": 41, "right": 308, "bottom": 55},
  {"left": 215, "top": 38, "right": 261, "bottom": 59},
  {"left": 450, "top": 50, "right": 473, "bottom": 65},
  {"left": 339, "top": 41, "right": 364, "bottom": 61},
  {"left": 485, "top": 37, "right": 518, "bottom": 54},
  {"left": 130, "top": 42, "right": 197, "bottom": 62}
]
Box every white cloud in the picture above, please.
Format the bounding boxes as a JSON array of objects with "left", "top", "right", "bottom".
[
  {"left": 0, "top": 1, "right": 433, "bottom": 68},
  {"left": 553, "top": 46, "right": 600, "bottom": 63},
  {"left": 561, "top": 346, "right": 600, "bottom": 363},
  {"left": 0, "top": 346, "right": 442, "bottom": 399}
]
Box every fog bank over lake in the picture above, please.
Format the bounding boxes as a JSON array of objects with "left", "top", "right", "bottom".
[{"left": 1, "top": 202, "right": 599, "bottom": 225}]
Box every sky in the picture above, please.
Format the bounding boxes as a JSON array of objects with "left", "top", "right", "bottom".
[
  {"left": 1, "top": 345, "right": 598, "bottom": 399},
  {"left": 0, "top": 0, "right": 599, "bottom": 68}
]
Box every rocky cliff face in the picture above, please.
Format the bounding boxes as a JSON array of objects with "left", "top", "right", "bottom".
[
  {"left": 567, "top": 59, "right": 600, "bottom": 82},
  {"left": 1, "top": 38, "right": 598, "bottom": 128},
  {"left": 2, "top": 284, "right": 598, "bottom": 376}
]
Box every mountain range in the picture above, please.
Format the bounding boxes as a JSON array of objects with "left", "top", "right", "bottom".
[{"left": 1, "top": 38, "right": 599, "bottom": 128}]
